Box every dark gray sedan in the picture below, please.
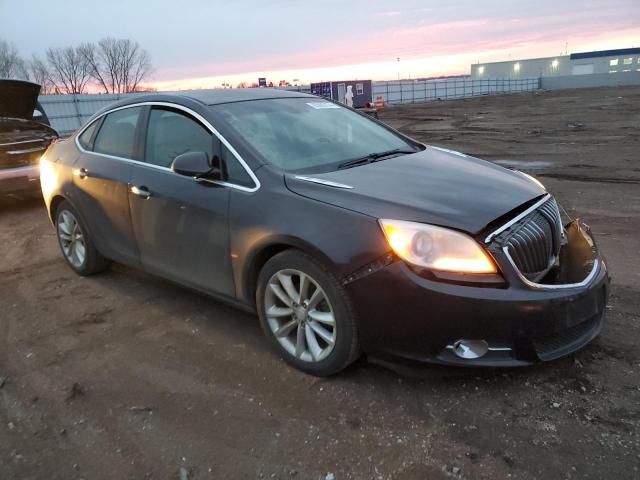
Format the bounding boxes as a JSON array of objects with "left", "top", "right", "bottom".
[{"left": 40, "top": 89, "right": 609, "bottom": 375}]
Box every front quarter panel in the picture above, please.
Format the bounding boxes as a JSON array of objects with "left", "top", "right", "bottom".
[{"left": 229, "top": 167, "right": 389, "bottom": 305}]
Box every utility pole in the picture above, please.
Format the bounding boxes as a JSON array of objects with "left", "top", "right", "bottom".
[{"left": 397, "top": 57, "right": 400, "bottom": 81}]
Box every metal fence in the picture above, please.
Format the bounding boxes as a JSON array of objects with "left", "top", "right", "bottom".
[
  {"left": 541, "top": 71, "right": 640, "bottom": 90},
  {"left": 38, "top": 92, "right": 148, "bottom": 137},
  {"left": 372, "top": 77, "right": 540, "bottom": 105},
  {"left": 39, "top": 78, "right": 540, "bottom": 136},
  {"left": 38, "top": 87, "right": 313, "bottom": 136}
]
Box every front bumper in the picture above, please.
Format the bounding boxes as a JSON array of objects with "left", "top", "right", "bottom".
[
  {"left": 0, "top": 165, "right": 40, "bottom": 193},
  {"left": 346, "top": 221, "right": 610, "bottom": 367}
]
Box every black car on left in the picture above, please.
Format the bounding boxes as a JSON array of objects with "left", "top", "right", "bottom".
[{"left": 0, "top": 79, "right": 58, "bottom": 194}]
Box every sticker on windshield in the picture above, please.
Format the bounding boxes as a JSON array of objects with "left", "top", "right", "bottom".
[{"left": 306, "top": 102, "right": 341, "bottom": 109}]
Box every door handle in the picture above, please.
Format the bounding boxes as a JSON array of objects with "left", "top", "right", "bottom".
[
  {"left": 73, "top": 167, "right": 89, "bottom": 179},
  {"left": 130, "top": 185, "right": 152, "bottom": 199}
]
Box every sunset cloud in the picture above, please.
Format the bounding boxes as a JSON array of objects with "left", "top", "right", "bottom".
[{"left": 3, "top": 0, "right": 639, "bottom": 89}]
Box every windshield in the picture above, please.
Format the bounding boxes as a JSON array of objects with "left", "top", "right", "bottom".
[{"left": 212, "top": 98, "right": 417, "bottom": 173}]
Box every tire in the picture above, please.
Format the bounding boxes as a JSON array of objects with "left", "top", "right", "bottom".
[
  {"left": 55, "top": 200, "right": 110, "bottom": 276},
  {"left": 256, "top": 249, "right": 360, "bottom": 376}
]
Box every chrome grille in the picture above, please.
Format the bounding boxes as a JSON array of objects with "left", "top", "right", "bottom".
[{"left": 504, "top": 197, "right": 563, "bottom": 281}]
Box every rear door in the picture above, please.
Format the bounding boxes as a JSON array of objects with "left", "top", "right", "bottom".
[
  {"left": 128, "top": 106, "right": 235, "bottom": 296},
  {"left": 71, "top": 106, "right": 142, "bottom": 265}
]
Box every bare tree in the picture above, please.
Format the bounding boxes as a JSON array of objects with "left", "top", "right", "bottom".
[
  {"left": 78, "top": 42, "right": 110, "bottom": 93},
  {"left": 118, "top": 39, "right": 152, "bottom": 92},
  {"left": 0, "top": 39, "right": 29, "bottom": 80},
  {"left": 28, "top": 55, "right": 53, "bottom": 94},
  {"left": 15, "top": 60, "right": 30, "bottom": 81},
  {"left": 80, "top": 38, "right": 152, "bottom": 93},
  {"left": 2, "top": 38, "right": 152, "bottom": 94},
  {"left": 46, "top": 46, "right": 91, "bottom": 94}
]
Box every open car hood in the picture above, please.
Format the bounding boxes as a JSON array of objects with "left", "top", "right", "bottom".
[{"left": 0, "top": 79, "right": 41, "bottom": 120}]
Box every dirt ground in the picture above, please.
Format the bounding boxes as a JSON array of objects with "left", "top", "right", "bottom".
[{"left": 1, "top": 86, "right": 639, "bottom": 480}]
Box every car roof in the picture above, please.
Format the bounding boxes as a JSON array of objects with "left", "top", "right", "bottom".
[
  {"left": 186, "top": 88, "right": 314, "bottom": 105},
  {"left": 88, "top": 88, "right": 316, "bottom": 121},
  {"left": 119, "top": 88, "right": 313, "bottom": 107}
]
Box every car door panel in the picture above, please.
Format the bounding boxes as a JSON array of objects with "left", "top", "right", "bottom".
[
  {"left": 128, "top": 106, "right": 234, "bottom": 296},
  {"left": 70, "top": 107, "right": 143, "bottom": 266},
  {"left": 128, "top": 165, "right": 234, "bottom": 296},
  {"left": 70, "top": 154, "right": 138, "bottom": 265}
]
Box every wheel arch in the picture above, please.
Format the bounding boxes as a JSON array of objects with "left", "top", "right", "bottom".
[
  {"left": 47, "top": 195, "right": 94, "bottom": 242},
  {"left": 48, "top": 194, "right": 67, "bottom": 222},
  {"left": 241, "top": 235, "right": 338, "bottom": 308}
]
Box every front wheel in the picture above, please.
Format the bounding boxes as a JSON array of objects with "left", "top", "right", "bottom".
[{"left": 256, "top": 250, "right": 360, "bottom": 376}]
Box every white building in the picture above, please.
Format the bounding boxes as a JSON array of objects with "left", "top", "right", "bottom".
[{"left": 471, "top": 48, "right": 640, "bottom": 79}]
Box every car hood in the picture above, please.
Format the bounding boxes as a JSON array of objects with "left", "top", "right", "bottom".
[
  {"left": 0, "top": 118, "right": 58, "bottom": 144},
  {"left": 0, "top": 79, "right": 41, "bottom": 120},
  {"left": 284, "top": 146, "right": 545, "bottom": 235}
]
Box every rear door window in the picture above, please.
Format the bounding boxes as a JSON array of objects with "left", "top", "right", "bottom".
[
  {"left": 93, "top": 107, "right": 142, "bottom": 159},
  {"left": 78, "top": 119, "right": 100, "bottom": 150}
]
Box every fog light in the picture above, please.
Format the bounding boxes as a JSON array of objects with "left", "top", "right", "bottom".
[{"left": 452, "top": 339, "right": 489, "bottom": 359}]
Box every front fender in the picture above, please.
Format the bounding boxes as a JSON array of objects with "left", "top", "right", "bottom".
[{"left": 229, "top": 186, "right": 388, "bottom": 305}]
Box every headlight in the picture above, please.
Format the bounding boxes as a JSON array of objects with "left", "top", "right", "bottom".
[
  {"left": 517, "top": 170, "right": 545, "bottom": 190},
  {"left": 379, "top": 219, "right": 497, "bottom": 274}
]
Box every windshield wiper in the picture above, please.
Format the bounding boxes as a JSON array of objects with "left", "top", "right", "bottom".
[{"left": 337, "top": 148, "right": 416, "bottom": 170}]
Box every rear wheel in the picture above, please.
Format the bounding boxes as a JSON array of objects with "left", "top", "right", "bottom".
[
  {"left": 55, "top": 200, "right": 110, "bottom": 276},
  {"left": 257, "top": 250, "right": 360, "bottom": 376}
]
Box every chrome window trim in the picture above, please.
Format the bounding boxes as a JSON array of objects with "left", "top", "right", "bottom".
[
  {"left": 484, "top": 194, "right": 551, "bottom": 244},
  {"left": 503, "top": 246, "right": 600, "bottom": 290},
  {"left": 430, "top": 145, "right": 468, "bottom": 158},
  {"left": 294, "top": 176, "right": 353, "bottom": 189},
  {"left": 74, "top": 101, "right": 261, "bottom": 193}
]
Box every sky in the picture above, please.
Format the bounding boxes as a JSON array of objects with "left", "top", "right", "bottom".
[{"left": 2, "top": 0, "right": 640, "bottom": 89}]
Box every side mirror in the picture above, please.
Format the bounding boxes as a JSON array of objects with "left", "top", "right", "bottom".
[{"left": 171, "top": 151, "right": 221, "bottom": 180}]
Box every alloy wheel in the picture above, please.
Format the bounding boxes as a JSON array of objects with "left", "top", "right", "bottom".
[
  {"left": 264, "top": 269, "right": 337, "bottom": 363},
  {"left": 57, "top": 210, "right": 86, "bottom": 268}
]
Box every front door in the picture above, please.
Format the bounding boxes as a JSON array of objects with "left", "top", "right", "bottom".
[{"left": 128, "top": 106, "right": 234, "bottom": 296}]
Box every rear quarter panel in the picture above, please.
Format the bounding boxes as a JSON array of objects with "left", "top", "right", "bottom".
[{"left": 41, "top": 138, "right": 80, "bottom": 222}]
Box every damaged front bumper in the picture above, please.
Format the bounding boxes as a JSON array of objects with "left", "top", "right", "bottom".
[
  {"left": 345, "top": 220, "right": 610, "bottom": 368},
  {"left": 500, "top": 220, "right": 601, "bottom": 291}
]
